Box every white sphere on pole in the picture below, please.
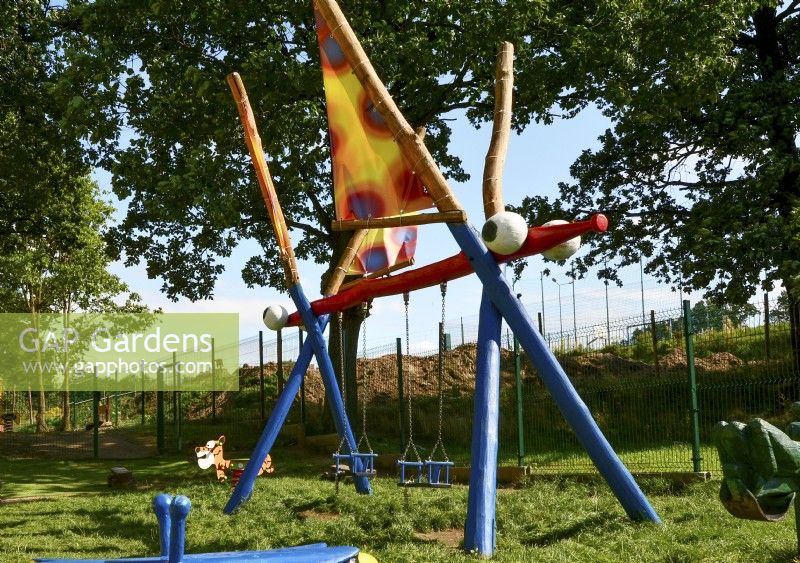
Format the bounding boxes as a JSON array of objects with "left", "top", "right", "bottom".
[
  {"left": 481, "top": 211, "right": 528, "bottom": 255},
  {"left": 541, "top": 220, "right": 581, "bottom": 261},
  {"left": 263, "top": 304, "right": 288, "bottom": 331}
]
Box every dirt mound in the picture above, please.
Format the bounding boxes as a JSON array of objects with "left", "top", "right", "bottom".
[
  {"left": 559, "top": 353, "right": 650, "bottom": 377},
  {"left": 695, "top": 352, "right": 745, "bottom": 372},
  {"left": 215, "top": 344, "right": 747, "bottom": 411},
  {"left": 660, "top": 348, "right": 687, "bottom": 369}
]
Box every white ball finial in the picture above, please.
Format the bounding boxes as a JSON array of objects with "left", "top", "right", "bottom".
[
  {"left": 262, "top": 304, "right": 288, "bottom": 331},
  {"left": 481, "top": 211, "right": 528, "bottom": 255},
  {"left": 540, "top": 219, "right": 581, "bottom": 261}
]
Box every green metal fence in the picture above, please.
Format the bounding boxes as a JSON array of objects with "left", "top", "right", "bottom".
[{"left": 3, "top": 296, "right": 798, "bottom": 477}]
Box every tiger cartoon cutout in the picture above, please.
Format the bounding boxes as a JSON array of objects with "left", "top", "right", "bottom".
[{"left": 195, "top": 435, "right": 273, "bottom": 483}]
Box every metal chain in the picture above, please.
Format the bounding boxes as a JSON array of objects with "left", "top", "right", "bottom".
[
  {"left": 430, "top": 282, "right": 449, "bottom": 462},
  {"left": 335, "top": 311, "right": 347, "bottom": 455},
  {"left": 402, "top": 292, "right": 420, "bottom": 462},
  {"left": 357, "top": 303, "right": 373, "bottom": 453}
]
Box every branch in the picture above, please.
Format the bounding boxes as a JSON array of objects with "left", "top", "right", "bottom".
[
  {"left": 777, "top": 0, "right": 800, "bottom": 21},
  {"left": 286, "top": 219, "right": 327, "bottom": 239},
  {"left": 305, "top": 185, "right": 331, "bottom": 229}
]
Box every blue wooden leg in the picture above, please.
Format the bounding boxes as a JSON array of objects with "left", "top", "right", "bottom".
[
  {"left": 449, "top": 223, "right": 660, "bottom": 524},
  {"left": 290, "top": 284, "right": 372, "bottom": 495},
  {"left": 225, "top": 314, "right": 330, "bottom": 514},
  {"left": 152, "top": 494, "right": 172, "bottom": 557},
  {"left": 464, "top": 292, "right": 502, "bottom": 556},
  {"left": 168, "top": 496, "right": 191, "bottom": 563}
]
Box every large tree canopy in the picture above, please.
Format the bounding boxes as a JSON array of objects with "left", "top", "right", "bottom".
[
  {"left": 514, "top": 1, "right": 799, "bottom": 302},
  {"left": 509, "top": 0, "right": 800, "bottom": 362},
  {"left": 6, "top": 1, "right": 798, "bottom": 335},
  {"left": 49, "top": 0, "right": 529, "bottom": 299}
]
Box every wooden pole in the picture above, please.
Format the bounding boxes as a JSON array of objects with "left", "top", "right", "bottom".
[
  {"left": 324, "top": 229, "right": 368, "bottom": 296},
  {"left": 315, "top": 0, "right": 464, "bottom": 215},
  {"left": 227, "top": 72, "right": 300, "bottom": 287},
  {"left": 331, "top": 210, "right": 466, "bottom": 231},
  {"left": 339, "top": 258, "right": 415, "bottom": 292},
  {"left": 482, "top": 42, "right": 514, "bottom": 219}
]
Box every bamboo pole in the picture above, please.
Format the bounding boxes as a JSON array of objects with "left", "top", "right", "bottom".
[
  {"left": 315, "top": 0, "right": 465, "bottom": 216},
  {"left": 339, "top": 258, "right": 415, "bottom": 292},
  {"left": 331, "top": 210, "right": 466, "bottom": 231},
  {"left": 323, "top": 229, "right": 369, "bottom": 296},
  {"left": 482, "top": 42, "right": 514, "bottom": 219},
  {"left": 227, "top": 72, "right": 300, "bottom": 287}
]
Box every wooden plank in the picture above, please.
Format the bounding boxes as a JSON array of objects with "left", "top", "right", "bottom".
[
  {"left": 227, "top": 73, "right": 300, "bottom": 287},
  {"left": 482, "top": 42, "right": 514, "bottom": 219},
  {"left": 315, "top": 0, "right": 465, "bottom": 215},
  {"left": 323, "top": 229, "right": 368, "bottom": 296},
  {"left": 331, "top": 210, "right": 467, "bottom": 231}
]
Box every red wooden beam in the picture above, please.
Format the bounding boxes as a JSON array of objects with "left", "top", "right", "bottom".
[{"left": 285, "top": 214, "right": 607, "bottom": 327}]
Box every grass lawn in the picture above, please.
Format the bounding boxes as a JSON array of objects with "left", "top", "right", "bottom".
[{"left": 1, "top": 447, "right": 798, "bottom": 562}]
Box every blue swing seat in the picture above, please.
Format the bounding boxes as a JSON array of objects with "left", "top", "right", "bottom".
[
  {"left": 425, "top": 459, "right": 454, "bottom": 487},
  {"left": 397, "top": 459, "right": 425, "bottom": 486},
  {"left": 333, "top": 451, "right": 378, "bottom": 478}
]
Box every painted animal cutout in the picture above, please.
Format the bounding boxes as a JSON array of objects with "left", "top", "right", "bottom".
[{"left": 195, "top": 435, "right": 273, "bottom": 482}]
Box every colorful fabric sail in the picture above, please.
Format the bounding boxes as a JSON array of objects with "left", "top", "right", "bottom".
[{"left": 316, "top": 10, "right": 432, "bottom": 274}]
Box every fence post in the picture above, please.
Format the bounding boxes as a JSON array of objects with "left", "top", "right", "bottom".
[
  {"left": 172, "top": 352, "right": 177, "bottom": 425},
  {"left": 396, "top": 337, "right": 405, "bottom": 453},
  {"left": 299, "top": 328, "right": 305, "bottom": 425},
  {"left": 258, "top": 331, "right": 266, "bottom": 422},
  {"left": 764, "top": 293, "right": 771, "bottom": 360},
  {"left": 514, "top": 335, "right": 525, "bottom": 467},
  {"left": 114, "top": 370, "right": 119, "bottom": 428},
  {"left": 172, "top": 352, "right": 183, "bottom": 452},
  {"left": 92, "top": 371, "right": 100, "bottom": 459},
  {"left": 211, "top": 337, "right": 217, "bottom": 425},
  {"left": 157, "top": 367, "right": 165, "bottom": 455},
  {"left": 461, "top": 316, "right": 465, "bottom": 346},
  {"left": 72, "top": 392, "right": 78, "bottom": 431},
  {"left": 683, "top": 300, "right": 702, "bottom": 472},
  {"left": 650, "top": 310, "right": 659, "bottom": 374},
  {"left": 277, "top": 328, "right": 284, "bottom": 395}
]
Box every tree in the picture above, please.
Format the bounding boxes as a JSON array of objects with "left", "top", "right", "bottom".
[
  {"left": 507, "top": 2, "right": 800, "bottom": 367},
  {"left": 692, "top": 300, "right": 758, "bottom": 332},
  {"left": 0, "top": 176, "right": 144, "bottom": 431}
]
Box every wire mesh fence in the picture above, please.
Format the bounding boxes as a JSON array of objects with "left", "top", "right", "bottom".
[{"left": 2, "top": 295, "right": 797, "bottom": 478}]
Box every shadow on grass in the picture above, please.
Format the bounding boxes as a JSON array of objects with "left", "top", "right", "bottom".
[{"left": 522, "top": 513, "right": 613, "bottom": 547}]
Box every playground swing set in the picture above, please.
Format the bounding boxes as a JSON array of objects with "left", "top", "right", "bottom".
[
  {"left": 225, "top": 0, "right": 661, "bottom": 557},
  {"left": 396, "top": 284, "right": 454, "bottom": 488},
  {"left": 332, "top": 307, "right": 378, "bottom": 488},
  {"left": 35, "top": 0, "right": 662, "bottom": 560}
]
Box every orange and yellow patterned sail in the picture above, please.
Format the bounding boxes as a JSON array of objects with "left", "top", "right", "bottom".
[{"left": 316, "top": 10, "right": 432, "bottom": 274}]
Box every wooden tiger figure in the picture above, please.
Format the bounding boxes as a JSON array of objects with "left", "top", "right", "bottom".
[{"left": 195, "top": 435, "right": 273, "bottom": 482}]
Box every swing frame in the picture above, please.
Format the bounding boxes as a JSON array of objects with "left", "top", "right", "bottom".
[{"left": 224, "top": 1, "right": 661, "bottom": 557}]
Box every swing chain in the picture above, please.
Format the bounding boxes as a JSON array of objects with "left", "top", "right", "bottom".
[
  {"left": 402, "top": 292, "right": 421, "bottom": 462},
  {"left": 430, "top": 282, "right": 449, "bottom": 462},
  {"left": 357, "top": 302, "right": 373, "bottom": 453},
  {"left": 335, "top": 311, "right": 348, "bottom": 455}
]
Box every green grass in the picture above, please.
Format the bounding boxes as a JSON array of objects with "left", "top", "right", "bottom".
[{"left": 2, "top": 448, "right": 800, "bottom": 562}]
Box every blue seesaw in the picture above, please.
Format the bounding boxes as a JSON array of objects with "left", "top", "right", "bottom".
[{"left": 35, "top": 494, "right": 362, "bottom": 563}]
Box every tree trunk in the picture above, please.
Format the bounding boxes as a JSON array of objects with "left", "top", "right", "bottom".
[
  {"left": 342, "top": 302, "right": 368, "bottom": 427},
  {"left": 324, "top": 304, "right": 367, "bottom": 434},
  {"left": 36, "top": 387, "right": 48, "bottom": 433},
  {"left": 62, "top": 390, "right": 72, "bottom": 431}
]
